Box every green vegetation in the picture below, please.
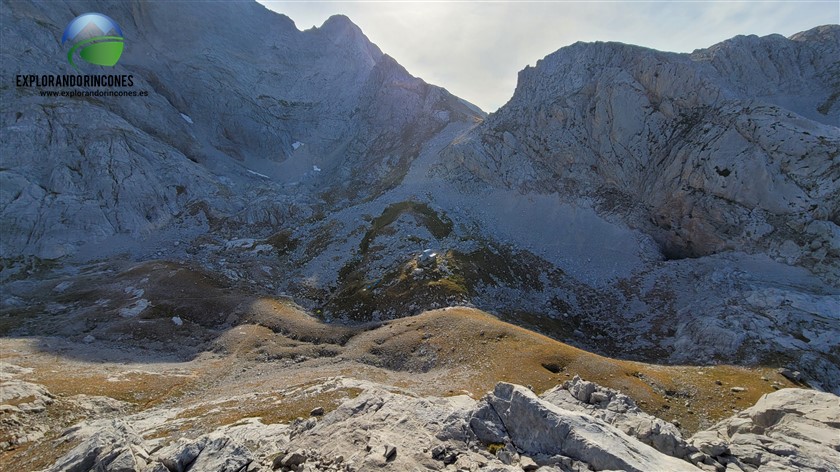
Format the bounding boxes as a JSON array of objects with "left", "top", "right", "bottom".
[
  {"left": 359, "top": 202, "right": 452, "bottom": 253},
  {"left": 326, "top": 221, "right": 569, "bottom": 322},
  {"left": 436, "top": 245, "right": 555, "bottom": 296},
  {"left": 0, "top": 256, "right": 59, "bottom": 282},
  {"left": 304, "top": 220, "right": 341, "bottom": 258},
  {"left": 817, "top": 90, "right": 839, "bottom": 116},
  {"left": 319, "top": 201, "right": 463, "bottom": 320},
  {"left": 264, "top": 230, "right": 298, "bottom": 255},
  {"left": 427, "top": 273, "right": 468, "bottom": 296},
  {"left": 487, "top": 443, "right": 505, "bottom": 455}
]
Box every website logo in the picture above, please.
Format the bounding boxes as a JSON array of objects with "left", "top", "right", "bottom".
[{"left": 61, "top": 13, "right": 124, "bottom": 69}]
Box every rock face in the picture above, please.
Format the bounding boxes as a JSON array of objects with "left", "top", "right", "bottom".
[
  {"left": 439, "top": 26, "right": 840, "bottom": 265},
  {"left": 688, "top": 388, "right": 840, "bottom": 471},
  {"left": 0, "top": 0, "right": 482, "bottom": 259}
]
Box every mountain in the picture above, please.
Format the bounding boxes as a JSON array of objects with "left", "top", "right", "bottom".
[
  {"left": 1, "top": 0, "right": 482, "bottom": 260},
  {"left": 252, "top": 25, "right": 837, "bottom": 392},
  {"left": 430, "top": 26, "right": 840, "bottom": 388},
  {"left": 0, "top": 0, "right": 838, "bottom": 470},
  {"left": 440, "top": 27, "right": 839, "bottom": 261}
]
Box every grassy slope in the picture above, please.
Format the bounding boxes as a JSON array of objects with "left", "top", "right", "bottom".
[
  {"left": 236, "top": 300, "right": 797, "bottom": 433},
  {"left": 0, "top": 262, "right": 802, "bottom": 470}
]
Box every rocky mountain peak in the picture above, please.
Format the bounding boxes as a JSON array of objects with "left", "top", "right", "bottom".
[
  {"left": 0, "top": 0, "right": 483, "bottom": 259},
  {"left": 309, "top": 13, "right": 384, "bottom": 65},
  {"left": 320, "top": 13, "right": 360, "bottom": 33},
  {"left": 790, "top": 23, "right": 840, "bottom": 44},
  {"left": 444, "top": 24, "right": 838, "bottom": 259}
]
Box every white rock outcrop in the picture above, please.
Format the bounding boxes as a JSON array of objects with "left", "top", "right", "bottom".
[
  {"left": 688, "top": 388, "right": 840, "bottom": 471},
  {"left": 470, "top": 382, "right": 700, "bottom": 471},
  {"left": 439, "top": 26, "right": 839, "bottom": 266},
  {"left": 541, "top": 376, "right": 693, "bottom": 459}
]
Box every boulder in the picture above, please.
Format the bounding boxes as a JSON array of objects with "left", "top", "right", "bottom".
[
  {"left": 280, "top": 448, "right": 307, "bottom": 468},
  {"left": 469, "top": 402, "right": 509, "bottom": 444},
  {"left": 691, "top": 430, "right": 729, "bottom": 457},
  {"left": 184, "top": 433, "right": 253, "bottom": 471},
  {"left": 43, "top": 420, "right": 146, "bottom": 472},
  {"left": 565, "top": 376, "right": 597, "bottom": 403},
  {"left": 689, "top": 388, "right": 840, "bottom": 471},
  {"left": 279, "top": 387, "right": 475, "bottom": 471},
  {"left": 542, "top": 376, "right": 692, "bottom": 459},
  {"left": 474, "top": 383, "right": 699, "bottom": 471}
]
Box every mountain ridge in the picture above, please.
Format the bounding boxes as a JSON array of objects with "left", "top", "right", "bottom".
[{"left": 1, "top": 0, "right": 483, "bottom": 259}]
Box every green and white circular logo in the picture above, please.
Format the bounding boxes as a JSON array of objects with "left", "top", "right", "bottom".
[{"left": 61, "top": 13, "right": 124, "bottom": 69}]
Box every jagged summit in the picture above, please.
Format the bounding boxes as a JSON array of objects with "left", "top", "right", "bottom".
[
  {"left": 303, "top": 13, "right": 384, "bottom": 68},
  {"left": 320, "top": 13, "right": 358, "bottom": 30},
  {"left": 790, "top": 23, "right": 840, "bottom": 43},
  {"left": 505, "top": 25, "right": 838, "bottom": 124}
]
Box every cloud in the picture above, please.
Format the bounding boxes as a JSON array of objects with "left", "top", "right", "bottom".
[{"left": 259, "top": 1, "right": 837, "bottom": 112}]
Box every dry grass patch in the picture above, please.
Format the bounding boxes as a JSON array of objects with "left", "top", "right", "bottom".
[
  {"left": 350, "top": 307, "right": 796, "bottom": 433},
  {"left": 171, "top": 385, "right": 363, "bottom": 435},
  {"left": 28, "top": 370, "right": 194, "bottom": 408},
  {"left": 245, "top": 298, "right": 359, "bottom": 345},
  {"left": 0, "top": 435, "right": 78, "bottom": 472}
]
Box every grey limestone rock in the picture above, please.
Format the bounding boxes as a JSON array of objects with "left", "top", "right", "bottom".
[
  {"left": 31, "top": 379, "right": 840, "bottom": 472},
  {"left": 0, "top": 0, "right": 482, "bottom": 261},
  {"left": 472, "top": 382, "right": 699, "bottom": 471},
  {"left": 689, "top": 388, "right": 840, "bottom": 471},
  {"left": 541, "top": 376, "right": 693, "bottom": 459}
]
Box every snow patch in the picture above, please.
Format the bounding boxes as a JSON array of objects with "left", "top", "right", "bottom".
[
  {"left": 247, "top": 169, "right": 270, "bottom": 179},
  {"left": 119, "top": 299, "right": 150, "bottom": 318},
  {"left": 313, "top": 165, "right": 321, "bottom": 172},
  {"left": 225, "top": 238, "right": 256, "bottom": 250},
  {"left": 53, "top": 281, "right": 73, "bottom": 293},
  {"left": 123, "top": 287, "right": 144, "bottom": 298},
  {"left": 172, "top": 316, "right": 183, "bottom": 326},
  {"left": 180, "top": 113, "right": 193, "bottom": 124},
  {"left": 292, "top": 141, "right": 304, "bottom": 150}
]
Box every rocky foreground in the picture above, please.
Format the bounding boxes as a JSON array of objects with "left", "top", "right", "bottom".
[{"left": 3, "top": 360, "right": 839, "bottom": 472}]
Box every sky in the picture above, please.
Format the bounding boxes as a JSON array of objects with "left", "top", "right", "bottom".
[{"left": 257, "top": 1, "right": 839, "bottom": 112}]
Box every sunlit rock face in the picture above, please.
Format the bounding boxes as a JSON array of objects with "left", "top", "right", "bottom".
[{"left": 440, "top": 26, "right": 839, "bottom": 263}]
